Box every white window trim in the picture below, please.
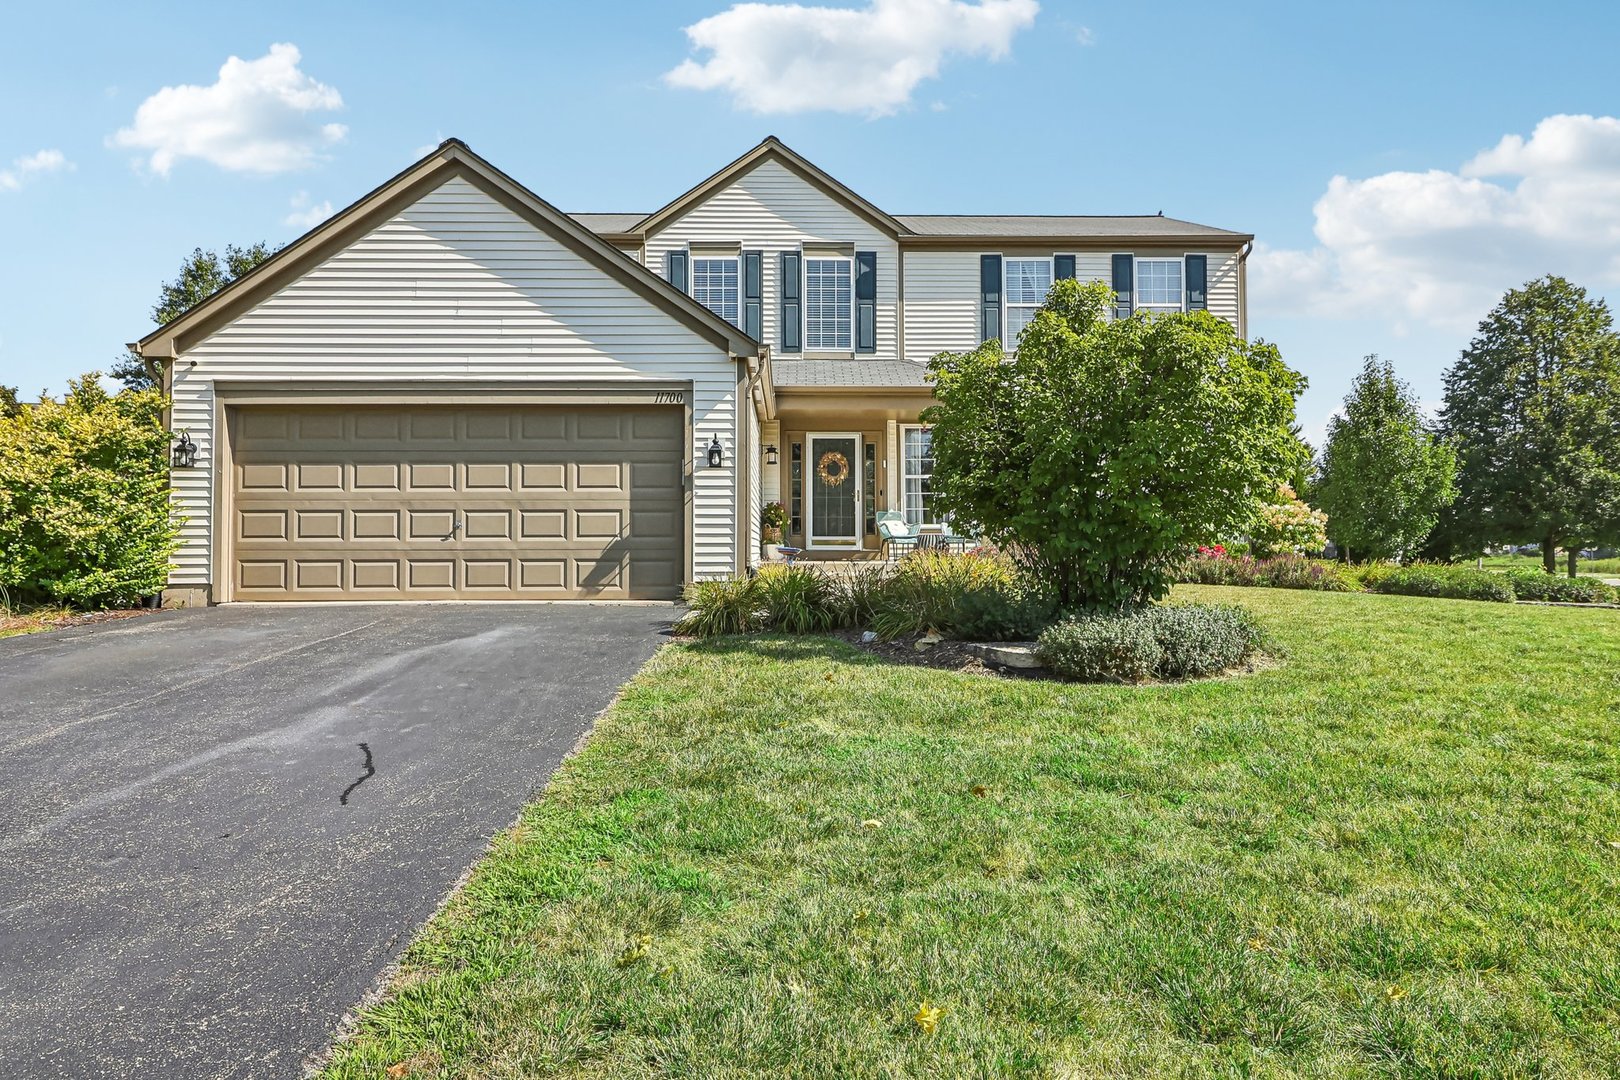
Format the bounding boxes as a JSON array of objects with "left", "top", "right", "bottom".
[
  {"left": 803, "top": 254, "right": 855, "bottom": 353},
  {"left": 690, "top": 253, "right": 741, "bottom": 327},
  {"left": 1002, "top": 255, "right": 1054, "bottom": 349},
  {"left": 899, "top": 424, "right": 940, "bottom": 528},
  {"left": 1133, "top": 255, "right": 1187, "bottom": 314}
]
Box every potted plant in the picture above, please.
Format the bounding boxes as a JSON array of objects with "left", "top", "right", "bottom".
[{"left": 761, "top": 501, "right": 789, "bottom": 560}]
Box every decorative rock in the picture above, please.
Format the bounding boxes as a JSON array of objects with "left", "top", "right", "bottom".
[
  {"left": 860, "top": 630, "right": 877, "bottom": 644},
  {"left": 915, "top": 631, "right": 943, "bottom": 651},
  {"left": 965, "top": 642, "right": 1043, "bottom": 670}
]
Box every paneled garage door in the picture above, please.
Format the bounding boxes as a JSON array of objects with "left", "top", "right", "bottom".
[{"left": 228, "top": 405, "right": 685, "bottom": 601}]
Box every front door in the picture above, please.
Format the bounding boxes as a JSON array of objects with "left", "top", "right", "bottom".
[{"left": 806, "top": 433, "right": 861, "bottom": 549}]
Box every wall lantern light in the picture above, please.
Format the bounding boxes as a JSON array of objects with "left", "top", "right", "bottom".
[
  {"left": 172, "top": 431, "right": 199, "bottom": 469},
  {"left": 707, "top": 436, "right": 724, "bottom": 468},
  {"left": 764, "top": 444, "right": 779, "bottom": 467}
]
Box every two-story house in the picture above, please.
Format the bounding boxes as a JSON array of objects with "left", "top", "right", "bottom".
[{"left": 134, "top": 137, "right": 1251, "bottom": 605}]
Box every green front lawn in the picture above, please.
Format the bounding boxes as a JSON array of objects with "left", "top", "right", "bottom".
[
  {"left": 1480, "top": 553, "right": 1620, "bottom": 577},
  {"left": 325, "top": 588, "right": 1620, "bottom": 1078}
]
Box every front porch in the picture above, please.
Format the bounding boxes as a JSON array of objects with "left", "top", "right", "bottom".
[{"left": 760, "top": 379, "right": 948, "bottom": 561}]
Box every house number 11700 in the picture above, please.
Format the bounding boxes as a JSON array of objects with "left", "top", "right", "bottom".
[{"left": 653, "top": 391, "right": 684, "bottom": 404}]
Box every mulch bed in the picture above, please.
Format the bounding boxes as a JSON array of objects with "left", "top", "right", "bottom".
[{"left": 834, "top": 630, "right": 1043, "bottom": 679}]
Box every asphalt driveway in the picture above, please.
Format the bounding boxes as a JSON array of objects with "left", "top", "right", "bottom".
[{"left": 0, "top": 603, "right": 671, "bottom": 1079}]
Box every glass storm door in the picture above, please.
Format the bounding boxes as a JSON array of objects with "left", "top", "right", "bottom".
[{"left": 807, "top": 434, "right": 861, "bottom": 547}]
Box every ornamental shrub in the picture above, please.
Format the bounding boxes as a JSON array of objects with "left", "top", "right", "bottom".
[
  {"left": 1036, "top": 603, "right": 1263, "bottom": 683},
  {"left": 1036, "top": 613, "right": 1163, "bottom": 683},
  {"left": 0, "top": 376, "right": 180, "bottom": 607},
  {"left": 925, "top": 278, "right": 1306, "bottom": 612},
  {"left": 1503, "top": 569, "right": 1616, "bottom": 604},
  {"left": 865, "top": 549, "right": 1021, "bottom": 639},
  {"left": 1143, "top": 604, "right": 1266, "bottom": 680},
  {"left": 1249, "top": 484, "right": 1329, "bottom": 557},
  {"left": 1178, "top": 550, "right": 1358, "bottom": 591},
  {"left": 755, "top": 563, "right": 841, "bottom": 632},
  {"left": 1360, "top": 565, "right": 1515, "bottom": 603}
]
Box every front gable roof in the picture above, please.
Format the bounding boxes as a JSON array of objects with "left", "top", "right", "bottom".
[
  {"left": 134, "top": 140, "right": 760, "bottom": 360},
  {"left": 631, "top": 136, "right": 905, "bottom": 239}
]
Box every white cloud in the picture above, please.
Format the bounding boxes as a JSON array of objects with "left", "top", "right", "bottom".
[
  {"left": 664, "top": 0, "right": 1039, "bottom": 116},
  {"left": 283, "top": 191, "right": 334, "bottom": 229},
  {"left": 1075, "top": 26, "right": 1095, "bottom": 46},
  {"left": 110, "top": 43, "right": 346, "bottom": 175},
  {"left": 0, "top": 148, "right": 72, "bottom": 192},
  {"left": 1253, "top": 114, "right": 1620, "bottom": 330}
]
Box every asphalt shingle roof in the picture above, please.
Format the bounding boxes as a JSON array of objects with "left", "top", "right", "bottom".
[
  {"left": 893, "top": 214, "right": 1247, "bottom": 238},
  {"left": 772, "top": 359, "right": 930, "bottom": 388},
  {"left": 569, "top": 213, "right": 644, "bottom": 233},
  {"left": 569, "top": 212, "right": 1246, "bottom": 240}
]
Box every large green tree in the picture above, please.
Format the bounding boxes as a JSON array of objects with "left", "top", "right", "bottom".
[
  {"left": 112, "top": 242, "right": 278, "bottom": 389},
  {"left": 925, "top": 279, "right": 1306, "bottom": 611},
  {"left": 1441, "top": 276, "right": 1620, "bottom": 575},
  {"left": 1313, "top": 355, "right": 1457, "bottom": 562}
]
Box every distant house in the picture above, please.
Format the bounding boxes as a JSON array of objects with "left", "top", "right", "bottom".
[{"left": 133, "top": 137, "right": 1251, "bottom": 605}]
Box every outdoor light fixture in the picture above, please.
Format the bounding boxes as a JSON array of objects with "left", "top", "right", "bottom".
[
  {"left": 707, "top": 436, "right": 724, "bottom": 468},
  {"left": 172, "top": 431, "right": 198, "bottom": 469},
  {"left": 764, "top": 444, "right": 779, "bottom": 466}
]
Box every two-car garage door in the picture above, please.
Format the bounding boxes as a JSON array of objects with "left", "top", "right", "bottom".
[{"left": 228, "top": 405, "right": 685, "bottom": 601}]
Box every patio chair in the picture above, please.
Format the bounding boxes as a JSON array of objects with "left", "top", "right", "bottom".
[{"left": 876, "top": 511, "right": 918, "bottom": 562}]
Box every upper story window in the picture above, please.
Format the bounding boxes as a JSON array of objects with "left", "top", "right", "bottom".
[
  {"left": 691, "top": 257, "right": 740, "bottom": 326},
  {"left": 1135, "top": 258, "right": 1184, "bottom": 313},
  {"left": 804, "top": 257, "right": 853, "bottom": 351},
  {"left": 1004, "top": 258, "right": 1053, "bottom": 345}
]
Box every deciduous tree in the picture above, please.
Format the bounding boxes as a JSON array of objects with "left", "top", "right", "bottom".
[
  {"left": 1314, "top": 355, "right": 1457, "bottom": 562},
  {"left": 113, "top": 243, "right": 277, "bottom": 389},
  {"left": 925, "top": 279, "right": 1306, "bottom": 611}
]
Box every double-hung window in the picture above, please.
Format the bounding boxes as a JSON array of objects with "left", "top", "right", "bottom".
[
  {"left": 901, "top": 426, "right": 940, "bottom": 527},
  {"left": 804, "top": 257, "right": 853, "bottom": 351},
  {"left": 691, "top": 256, "right": 740, "bottom": 326},
  {"left": 1135, "top": 258, "right": 1184, "bottom": 314},
  {"left": 1004, "top": 258, "right": 1053, "bottom": 346}
]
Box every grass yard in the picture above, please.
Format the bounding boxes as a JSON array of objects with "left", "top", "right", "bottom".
[
  {"left": 1480, "top": 553, "right": 1620, "bottom": 577},
  {"left": 324, "top": 587, "right": 1620, "bottom": 1078}
]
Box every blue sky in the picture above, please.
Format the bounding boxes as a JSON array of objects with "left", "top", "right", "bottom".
[{"left": 3, "top": 0, "right": 1618, "bottom": 442}]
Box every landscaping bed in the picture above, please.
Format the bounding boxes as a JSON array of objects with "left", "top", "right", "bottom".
[
  {"left": 321, "top": 587, "right": 1620, "bottom": 1078},
  {"left": 0, "top": 605, "right": 152, "bottom": 640}
]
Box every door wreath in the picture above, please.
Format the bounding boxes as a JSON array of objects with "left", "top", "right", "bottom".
[{"left": 816, "top": 450, "right": 851, "bottom": 487}]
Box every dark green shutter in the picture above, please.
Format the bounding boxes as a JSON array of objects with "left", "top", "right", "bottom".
[
  {"left": 665, "top": 250, "right": 688, "bottom": 292},
  {"left": 742, "top": 250, "right": 763, "bottom": 338},
  {"left": 779, "top": 251, "right": 802, "bottom": 352},
  {"left": 1185, "top": 255, "right": 1207, "bottom": 311},
  {"left": 1055, "top": 254, "right": 1076, "bottom": 280},
  {"left": 855, "top": 251, "right": 877, "bottom": 353},
  {"left": 979, "top": 254, "right": 1002, "bottom": 343},
  {"left": 1111, "top": 254, "right": 1133, "bottom": 319}
]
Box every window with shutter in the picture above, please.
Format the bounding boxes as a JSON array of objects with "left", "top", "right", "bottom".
[{"left": 1003, "top": 258, "right": 1053, "bottom": 346}]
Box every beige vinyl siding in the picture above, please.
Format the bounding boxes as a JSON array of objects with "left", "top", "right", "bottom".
[
  {"left": 169, "top": 175, "right": 742, "bottom": 587},
  {"left": 902, "top": 251, "right": 979, "bottom": 362},
  {"left": 645, "top": 160, "right": 899, "bottom": 360},
  {"left": 899, "top": 249, "right": 1243, "bottom": 363}
]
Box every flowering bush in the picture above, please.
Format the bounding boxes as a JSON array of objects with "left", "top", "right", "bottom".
[
  {"left": 1249, "top": 484, "right": 1329, "bottom": 557},
  {"left": 1180, "top": 549, "right": 1358, "bottom": 592}
]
